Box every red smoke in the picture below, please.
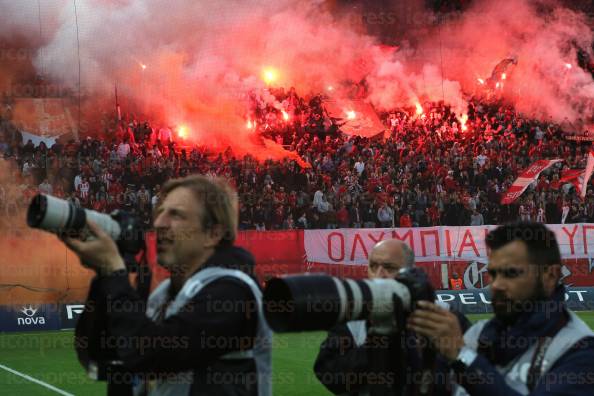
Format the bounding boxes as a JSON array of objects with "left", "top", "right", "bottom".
[{"left": 1, "top": 0, "right": 592, "bottom": 144}]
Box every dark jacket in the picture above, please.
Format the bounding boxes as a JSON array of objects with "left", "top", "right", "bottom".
[
  {"left": 455, "top": 285, "right": 594, "bottom": 396},
  {"left": 314, "top": 312, "right": 471, "bottom": 395},
  {"left": 75, "top": 246, "right": 260, "bottom": 396}
]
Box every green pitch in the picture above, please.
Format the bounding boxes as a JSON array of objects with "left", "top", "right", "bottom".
[{"left": 1, "top": 312, "right": 593, "bottom": 396}]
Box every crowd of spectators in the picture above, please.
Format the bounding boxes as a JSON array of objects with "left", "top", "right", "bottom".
[{"left": 1, "top": 86, "right": 593, "bottom": 232}]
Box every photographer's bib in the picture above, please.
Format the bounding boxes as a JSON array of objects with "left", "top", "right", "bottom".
[
  {"left": 136, "top": 267, "right": 272, "bottom": 396},
  {"left": 453, "top": 310, "right": 593, "bottom": 395}
]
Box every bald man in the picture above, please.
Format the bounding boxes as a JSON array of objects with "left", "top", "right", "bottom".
[
  {"left": 367, "top": 239, "right": 415, "bottom": 279},
  {"left": 314, "top": 239, "right": 469, "bottom": 396}
]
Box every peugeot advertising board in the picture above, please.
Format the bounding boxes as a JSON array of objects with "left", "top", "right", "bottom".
[{"left": 436, "top": 287, "right": 594, "bottom": 314}]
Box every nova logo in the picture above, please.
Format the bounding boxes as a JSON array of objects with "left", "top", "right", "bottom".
[
  {"left": 17, "top": 305, "right": 45, "bottom": 326},
  {"left": 21, "top": 305, "right": 37, "bottom": 317}
]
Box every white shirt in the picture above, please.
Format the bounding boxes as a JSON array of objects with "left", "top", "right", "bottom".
[
  {"left": 377, "top": 206, "right": 394, "bottom": 223},
  {"left": 22, "top": 162, "right": 33, "bottom": 176},
  {"left": 74, "top": 174, "right": 83, "bottom": 192},
  {"left": 117, "top": 142, "right": 131, "bottom": 159},
  {"left": 354, "top": 161, "right": 365, "bottom": 175},
  {"left": 536, "top": 208, "right": 545, "bottom": 223},
  {"left": 151, "top": 194, "right": 160, "bottom": 209},
  {"left": 476, "top": 154, "right": 488, "bottom": 167},
  {"left": 561, "top": 205, "right": 570, "bottom": 224},
  {"left": 317, "top": 200, "right": 330, "bottom": 213},
  {"left": 470, "top": 213, "right": 484, "bottom": 226},
  {"left": 313, "top": 190, "right": 324, "bottom": 208}
]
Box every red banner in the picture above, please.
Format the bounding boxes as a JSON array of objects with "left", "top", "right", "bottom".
[
  {"left": 323, "top": 99, "right": 385, "bottom": 138},
  {"left": 146, "top": 230, "right": 306, "bottom": 287},
  {"left": 304, "top": 225, "right": 594, "bottom": 263},
  {"left": 145, "top": 226, "right": 594, "bottom": 290},
  {"left": 501, "top": 159, "right": 562, "bottom": 204}
]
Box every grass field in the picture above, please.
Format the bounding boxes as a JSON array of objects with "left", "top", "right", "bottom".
[{"left": 1, "top": 312, "right": 593, "bottom": 396}]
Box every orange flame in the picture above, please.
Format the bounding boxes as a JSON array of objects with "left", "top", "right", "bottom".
[
  {"left": 415, "top": 103, "right": 424, "bottom": 115},
  {"left": 460, "top": 114, "right": 469, "bottom": 131},
  {"left": 178, "top": 125, "right": 188, "bottom": 139},
  {"left": 262, "top": 67, "right": 278, "bottom": 85}
]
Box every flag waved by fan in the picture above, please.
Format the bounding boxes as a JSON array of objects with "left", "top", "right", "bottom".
[
  {"left": 501, "top": 159, "right": 563, "bottom": 204},
  {"left": 558, "top": 151, "right": 594, "bottom": 199}
]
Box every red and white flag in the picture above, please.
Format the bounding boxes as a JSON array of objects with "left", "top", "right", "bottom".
[
  {"left": 557, "top": 151, "right": 594, "bottom": 199},
  {"left": 501, "top": 159, "right": 563, "bottom": 204},
  {"left": 579, "top": 151, "right": 594, "bottom": 199}
]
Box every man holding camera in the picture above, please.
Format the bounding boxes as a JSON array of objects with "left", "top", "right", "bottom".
[
  {"left": 408, "top": 222, "right": 594, "bottom": 395},
  {"left": 61, "top": 175, "right": 271, "bottom": 395},
  {"left": 314, "top": 239, "right": 470, "bottom": 395}
]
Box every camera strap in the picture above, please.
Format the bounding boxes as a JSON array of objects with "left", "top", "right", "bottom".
[
  {"left": 526, "top": 312, "right": 568, "bottom": 391},
  {"left": 133, "top": 249, "right": 152, "bottom": 302}
]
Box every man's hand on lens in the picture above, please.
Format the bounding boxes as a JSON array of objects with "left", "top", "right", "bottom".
[
  {"left": 406, "top": 301, "right": 464, "bottom": 361},
  {"left": 60, "top": 220, "right": 126, "bottom": 276}
]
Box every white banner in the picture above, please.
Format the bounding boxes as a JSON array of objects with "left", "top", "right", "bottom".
[{"left": 304, "top": 224, "right": 594, "bottom": 265}]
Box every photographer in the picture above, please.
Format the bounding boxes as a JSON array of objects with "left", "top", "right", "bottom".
[
  {"left": 314, "top": 239, "right": 470, "bottom": 395},
  {"left": 61, "top": 175, "right": 271, "bottom": 395},
  {"left": 408, "top": 222, "right": 594, "bottom": 396}
]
